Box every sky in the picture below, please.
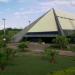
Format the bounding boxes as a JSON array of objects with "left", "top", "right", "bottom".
[{"left": 0, "top": 0, "right": 75, "bottom": 29}]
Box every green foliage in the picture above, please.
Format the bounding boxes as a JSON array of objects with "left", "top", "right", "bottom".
[
  {"left": 0, "top": 51, "right": 6, "bottom": 64},
  {"left": 48, "top": 67, "right": 75, "bottom": 75},
  {"left": 50, "top": 50, "right": 56, "bottom": 64},
  {"left": 0, "top": 28, "right": 22, "bottom": 43},
  {"left": 43, "top": 48, "right": 56, "bottom": 62},
  {"left": 5, "top": 47, "right": 15, "bottom": 60},
  {"left": 0, "top": 39, "right": 6, "bottom": 48},
  {"left": 18, "top": 42, "right": 28, "bottom": 52},
  {"left": 0, "top": 28, "right": 22, "bottom": 71},
  {"left": 43, "top": 48, "right": 52, "bottom": 60},
  {"left": 53, "top": 36, "right": 70, "bottom": 49},
  {"left": 0, "top": 47, "right": 15, "bottom": 71},
  {"left": 0, "top": 48, "right": 7, "bottom": 70}
]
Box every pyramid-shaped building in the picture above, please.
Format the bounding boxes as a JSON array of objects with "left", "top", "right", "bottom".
[{"left": 12, "top": 8, "right": 75, "bottom": 42}]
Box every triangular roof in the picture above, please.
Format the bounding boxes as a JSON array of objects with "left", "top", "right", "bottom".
[
  {"left": 28, "top": 9, "right": 57, "bottom": 32},
  {"left": 12, "top": 8, "right": 75, "bottom": 42}
]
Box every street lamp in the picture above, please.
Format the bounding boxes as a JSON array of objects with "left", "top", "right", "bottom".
[{"left": 2, "top": 18, "right": 6, "bottom": 42}]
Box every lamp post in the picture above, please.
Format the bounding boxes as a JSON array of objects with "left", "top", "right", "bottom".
[{"left": 2, "top": 18, "right": 6, "bottom": 46}]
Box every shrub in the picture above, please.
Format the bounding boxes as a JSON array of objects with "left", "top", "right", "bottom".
[{"left": 18, "top": 42, "right": 28, "bottom": 52}]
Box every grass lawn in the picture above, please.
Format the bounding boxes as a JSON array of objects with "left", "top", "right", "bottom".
[{"left": 0, "top": 54, "right": 75, "bottom": 75}]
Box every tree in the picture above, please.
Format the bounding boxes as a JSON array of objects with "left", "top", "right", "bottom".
[
  {"left": 5, "top": 48, "right": 14, "bottom": 60},
  {"left": 53, "top": 36, "right": 70, "bottom": 49},
  {"left": 0, "top": 47, "right": 15, "bottom": 71},
  {"left": 50, "top": 50, "right": 56, "bottom": 64},
  {"left": 0, "top": 48, "right": 7, "bottom": 71},
  {"left": 0, "top": 29, "right": 18, "bottom": 71},
  {"left": 0, "top": 38, "right": 6, "bottom": 48},
  {"left": 44, "top": 48, "right": 56, "bottom": 64},
  {"left": 0, "top": 37, "right": 14, "bottom": 71}
]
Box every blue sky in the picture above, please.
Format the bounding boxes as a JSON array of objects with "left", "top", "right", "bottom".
[{"left": 0, "top": 0, "right": 75, "bottom": 29}]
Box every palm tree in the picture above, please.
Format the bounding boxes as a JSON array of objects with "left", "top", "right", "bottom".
[{"left": 50, "top": 50, "right": 56, "bottom": 64}]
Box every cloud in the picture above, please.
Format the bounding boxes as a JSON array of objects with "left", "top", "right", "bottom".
[
  {"left": 70, "top": 1, "right": 75, "bottom": 6},
  {"left": 13, "top": 9, "right": 44, "bottom": 17},
  {"left": 38, "top": 0, "right": 55, "bottom": 2},
  {"left": 16, "top": 0, "right": 25, "bottom": 3},
  {"left": 38, "top": 0, "right": 75, "bottom": 10},
  {"left": 39, "top": 0, "right": 75, "bottom": 5},
  {"left": 53, "top": 0, "right": 75, "bottom": 7},
  {"left": 37, "top": 0, "right": 75, "bottom": 15},
  {"left": 38, "top": 1, "right": 56, "bottom": 11},
  {"left": 0, "top": 0, "right": 10, "bottom": 3}
]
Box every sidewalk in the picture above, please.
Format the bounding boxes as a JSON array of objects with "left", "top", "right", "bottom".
[{"left": 59, "top": 50, "right": 75, "bottom": 56}]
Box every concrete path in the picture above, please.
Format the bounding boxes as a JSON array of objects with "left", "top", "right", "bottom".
[
  {"left": 8, "top": 42, "right": 75, "bottom": 56},
  {"left": 59, "top": 50, "right": 75, "bottom": 56}
]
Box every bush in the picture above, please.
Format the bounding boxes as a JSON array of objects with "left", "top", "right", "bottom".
[{"left": 18, "top": 42, "right": 28, "bottom": 52}]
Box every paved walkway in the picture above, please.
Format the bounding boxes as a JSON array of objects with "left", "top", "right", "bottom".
[
  {"left": 8, "top": 43, "right": 75, "bottom": 56},
  {"left": 59, "top": 50, "right": 75, "bottom": 56}
]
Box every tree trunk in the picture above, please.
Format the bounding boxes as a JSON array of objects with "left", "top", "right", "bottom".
[{"left": 50, "top": 56, "right": 56, "bottom": 64}]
